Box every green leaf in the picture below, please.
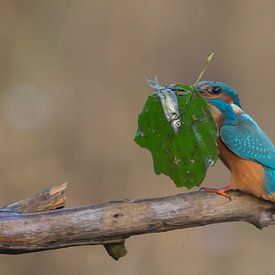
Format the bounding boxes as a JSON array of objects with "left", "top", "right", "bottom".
[{"left": 135, "top": 85, "right": 218, "bottom": 188}]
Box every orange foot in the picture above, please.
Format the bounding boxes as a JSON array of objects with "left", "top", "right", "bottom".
[{"left": 199, "top": 186, "right": 233, "bottom": 200}]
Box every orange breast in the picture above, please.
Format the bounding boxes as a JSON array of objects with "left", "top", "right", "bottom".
[{"left": 217, "top": 138, "right": 266, "bottom": 199}]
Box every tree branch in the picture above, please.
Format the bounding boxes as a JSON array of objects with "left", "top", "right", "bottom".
[{"left": 0, "top": 185, "right": 275, "bottom": 260}]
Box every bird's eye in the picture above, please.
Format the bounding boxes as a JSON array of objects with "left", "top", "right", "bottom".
[{"left": 212, "top": 87, "right": 222, "bottom": 94}]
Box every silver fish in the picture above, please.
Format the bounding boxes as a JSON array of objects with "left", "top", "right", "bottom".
[{"left": 147, "top": 77, "right": 181, "bottom": 133}]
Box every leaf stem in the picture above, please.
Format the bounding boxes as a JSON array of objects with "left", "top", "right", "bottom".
[{"left": 194, "top": 52, "right": 215, "bottom": 86}]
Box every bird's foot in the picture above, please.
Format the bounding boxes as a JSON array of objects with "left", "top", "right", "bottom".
[{"left": 199, "top": 186, "right": 232, "bottom": 200}]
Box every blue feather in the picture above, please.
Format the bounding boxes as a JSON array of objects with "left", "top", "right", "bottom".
[
  {"left": 264, "top": 167, "right": 275, "bottom": 194},
  {"left": 220, "top": 114, "right": 275, "bottom": 169}
]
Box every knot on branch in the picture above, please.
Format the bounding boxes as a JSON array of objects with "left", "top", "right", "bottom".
[{"left": 250, "top": 210, "right": 274, "bottom": 229}]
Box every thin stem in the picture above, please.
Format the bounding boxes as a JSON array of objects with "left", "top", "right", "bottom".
[{"left": 194, "top": 52, "right": 215, "bottom": 86}]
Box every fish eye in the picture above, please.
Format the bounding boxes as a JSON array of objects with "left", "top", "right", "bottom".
[{"left": 212, "top": 86, "right": 222, "bottom": 94}]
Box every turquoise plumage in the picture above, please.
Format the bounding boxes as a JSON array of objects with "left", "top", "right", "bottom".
[
  {"left": 196, "top": 82, "right": 275, "bottom": 200},
  {"left": 221, "top": 114, "right": 275, "bottom": 169}
]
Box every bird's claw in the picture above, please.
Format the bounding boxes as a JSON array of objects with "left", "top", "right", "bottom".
[{"left": 199, "top": 187, "right": 232, "bottom": 201}]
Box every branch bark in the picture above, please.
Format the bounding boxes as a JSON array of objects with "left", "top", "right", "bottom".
[{"left": 0, "top": 185, "right": 275, "bottom": 260}]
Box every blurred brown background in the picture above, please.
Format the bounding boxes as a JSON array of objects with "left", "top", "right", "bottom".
[{"left": 0, "top": 0, "right": 275, "bottom": 274}]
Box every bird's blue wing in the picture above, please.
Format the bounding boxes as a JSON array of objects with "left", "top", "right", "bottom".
[{"left": 220, "top": 114, "right": 275, "bottom": 169}]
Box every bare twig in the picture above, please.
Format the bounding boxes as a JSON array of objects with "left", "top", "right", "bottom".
[
  {"left": 4, "top": 182, "right": 67, "bottom": 213},
  {"left": 194, "top": 52, "right": 215, "bottom": 86},
  {"left": 0, "top": 186, "right": 274, "bottom": 260}
]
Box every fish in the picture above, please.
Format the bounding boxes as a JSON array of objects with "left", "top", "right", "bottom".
[{"left": 147, "top": 76, "right": 182, "bottom": 133}]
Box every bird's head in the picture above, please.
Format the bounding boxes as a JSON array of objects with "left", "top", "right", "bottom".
[{"left": 196, "top": 81, "right": 241, "bottom": 108}]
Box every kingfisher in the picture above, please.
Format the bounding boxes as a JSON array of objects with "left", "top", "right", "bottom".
[{"left": 196, "top": 81, "right": 275, "bottom": 201}]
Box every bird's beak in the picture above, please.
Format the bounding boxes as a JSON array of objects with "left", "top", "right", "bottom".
[
  {"left": 197, "top": 89, "right": 209, "bottom": 96},
  {"left": 196, "top": 84, "right": 213, "bottom": 98},
  {"left": 197, "top": 89, "right": 215, "bottom": 99}
]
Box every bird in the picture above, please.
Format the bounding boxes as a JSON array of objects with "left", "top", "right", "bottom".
[{"left": 195, "top": 81, "right": 275, "bottom": 201}]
